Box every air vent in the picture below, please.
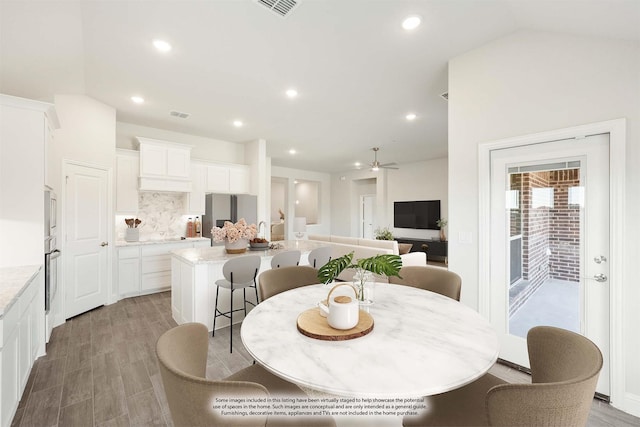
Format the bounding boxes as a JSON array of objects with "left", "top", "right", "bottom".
[
  {"left": 170, "top": 110, "right": 190, "bottom": 119},
  {"left": 254, "top": 0, "right": 301, "bottom": 18},
  {"left": 440, "top": 92, "right": 449, "bottom": 101}
]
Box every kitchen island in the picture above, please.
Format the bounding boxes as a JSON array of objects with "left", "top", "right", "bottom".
[{"left": 170, "top": 240, "right": 327, "bottom": 330}]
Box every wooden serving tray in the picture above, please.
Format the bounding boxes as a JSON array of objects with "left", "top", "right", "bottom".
[{"left": 296, "top": 308, "right": 374, "bottom": 341}]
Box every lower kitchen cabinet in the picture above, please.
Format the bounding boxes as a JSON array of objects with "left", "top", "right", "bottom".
[
  {"left": 117, "top": 240, "right": 210, "bottom": 298},
  {"left": 0, "top": 268, "right": 44, "bottom": 427}
]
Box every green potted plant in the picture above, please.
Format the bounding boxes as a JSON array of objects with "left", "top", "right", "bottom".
[
  {"left": 374, "top": 226, "right": 394, "bottom": 241},
  {"left": 436, "top": 218, "right": 448, "bottom": 242},
  {"left": 317, "top": 252, "right": 402, "bottom": 304}
]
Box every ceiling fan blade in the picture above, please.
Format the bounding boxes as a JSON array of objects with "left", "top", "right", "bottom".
[
  {"left": 379, "top": 162, "right": 397, "bottom": 167},
  {"left": 381, "top": 165, "right": 399, "bottom": 170}
]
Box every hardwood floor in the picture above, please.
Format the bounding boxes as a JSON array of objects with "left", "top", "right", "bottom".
[{"left": 11, "top": 291, "right": 640, "bottom": 427}]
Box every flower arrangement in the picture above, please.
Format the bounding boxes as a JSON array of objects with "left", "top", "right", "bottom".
[{"left": 211, "top": 218, "right": 257, "bottom": 243}]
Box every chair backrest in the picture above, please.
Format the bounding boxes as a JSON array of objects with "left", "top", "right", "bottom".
[
  {"left": 308, "top": 246, "right": 332, "bottom": 269},
  {"left": 270, "top": 250, "right": 301, "bottom": 269},
  {"left": 222, "top": 255, "right": 261, "bottom": 285},
  {"left": 388, "top": 266, "right": 462, "bottom": 301},
  {"left": 258, "top": 266, "right": 319, "bottom": 301},
  {"left": 486, "top": 326, "right": 603, "bottom": 427},
  {"left": 156, "top": 323, "right": 269, "bottom": 427}
]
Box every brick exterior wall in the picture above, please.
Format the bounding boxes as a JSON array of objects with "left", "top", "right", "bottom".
[
  {"left": 548, "top": 169, "right": 581, "bottom": 282},
  {"left": 514, "top": 168, "right": 581, "bottom": 287}
]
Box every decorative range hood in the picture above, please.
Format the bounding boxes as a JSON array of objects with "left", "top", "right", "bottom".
[{"left": 136, "top": 137, "right": 193, "bottom": 192}]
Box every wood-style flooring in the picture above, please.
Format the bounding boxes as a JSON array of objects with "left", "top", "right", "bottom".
[{"left": 11, "top": 291, "right": 640, "bottom": 427}]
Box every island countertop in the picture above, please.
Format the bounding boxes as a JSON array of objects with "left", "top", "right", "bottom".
[
  {"left": 0, "top": 265, "right": 42, "bottom": 318},
  {"left": 171, "top": 240, "right": 327, "bottom": 265}
]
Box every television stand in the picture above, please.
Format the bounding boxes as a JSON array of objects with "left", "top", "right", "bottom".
[{"left": 396, "top": 237, "right": 448, "bottom": 264}]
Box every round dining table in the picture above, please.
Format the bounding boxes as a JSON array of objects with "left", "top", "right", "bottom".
[{"left": 241, "top": 283, "right": 499, "bottom": 398}]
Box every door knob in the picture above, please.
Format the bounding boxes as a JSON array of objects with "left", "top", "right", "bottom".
[
  {"left": 593, "top": 273, "right": 607, "bottom": 283},
  {"left": 100, "top": 242, "right": 109, "bottom": 247}
]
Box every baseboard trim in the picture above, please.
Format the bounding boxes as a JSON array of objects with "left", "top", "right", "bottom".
[{"left": 620, "top": 392, "right": 640, "bottom": 418}]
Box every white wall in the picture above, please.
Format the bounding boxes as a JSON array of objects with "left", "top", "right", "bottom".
[
  {"left": 448, "top": 30, "right": 640, "bottom": 411},
  {"left": 330, "top": 158, "right": 448, "bottom": 239},
  {"left": 116, "top": 121, "right": 245, "bottom": 164},
  {"left": 271, "top": 165, "right": 331, "bottom": 238},
  {"left": 386, "top": 158, "right": 448, "bottom": 240},
  {"left": 271, "top": 179, "right": 286, "bottom": 223},
  {"left": 294, "top": 180, "right": 319, "bottom": 224}
]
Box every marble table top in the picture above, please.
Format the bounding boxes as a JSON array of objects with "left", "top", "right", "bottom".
[
  {"left": 0, "top": 265, "right": 41, "bottom": 318},
  {"left": 171, "top": 240, "right": 327, "bottom": 265},
  {"left": 241, "top": 283, "right": 499, "bottom": 398}
]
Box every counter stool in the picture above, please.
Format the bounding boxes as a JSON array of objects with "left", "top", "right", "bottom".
[
  {"left": 270, "top": 250, "right": 301, "bottom": 269},
  {"left": 213, "top": 255, "right": 261, "bottom": 353},
  {"left": 307, "top": 246, "right": 332, "bottom": 269}
]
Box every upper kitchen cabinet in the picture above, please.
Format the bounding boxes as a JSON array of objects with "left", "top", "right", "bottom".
[
  {"left": 205, "top": 163, "right": 250, "bottom": 194},
  {"left": 115, "top": 149, "right": 139, "bottom": 213},
  {"left": 136, "top": 137, "right": 192, "bottom": 192}
]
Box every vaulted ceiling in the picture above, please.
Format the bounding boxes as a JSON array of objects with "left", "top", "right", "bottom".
[{"left": 1, "top": 1, "right": 638, "bottom": 172}]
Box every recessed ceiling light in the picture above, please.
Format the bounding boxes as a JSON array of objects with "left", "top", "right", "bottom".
[
  {"left": 406, "top": 113, "right": 417, "bottom": 121},
  {"left": 131, "top": 96, "right": 144, "bottom": 104},
  {"left": 153, "top": 39, "right": 172, "bottom": 52},
  {"left": 354, "top": 162, "right": 361, "bottom": 167},
  {"left": 286, "top": 89, "right": 298, "bottom": 98},
  {"left": 289, "top": 149, "right": 296, "bottom": 155},
  {"left": 233, "top": 120, "right": 243, "bottom": 127},
  {"left": 402, "top": 15, "right": 422, "bottom": 31}
]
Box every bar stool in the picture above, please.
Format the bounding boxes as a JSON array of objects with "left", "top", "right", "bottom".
[
  {"left": 270, "top": 250, "right": 301, "bottom": 269},
  {"left": 213, "top": 255, "right": 261, "bottom": 353},
  {"left": 307, "top": 246, "right": 332, "bottom": 269}
]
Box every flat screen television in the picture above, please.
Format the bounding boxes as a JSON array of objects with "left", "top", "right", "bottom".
[{"left": 394, "top": 200, "right": 441, "bottom": 230}]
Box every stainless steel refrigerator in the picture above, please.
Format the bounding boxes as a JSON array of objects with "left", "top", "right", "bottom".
[{"left": 202, "top": 194, "right": 258, "bottom": 245}]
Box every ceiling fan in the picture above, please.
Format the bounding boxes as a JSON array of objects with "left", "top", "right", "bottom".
[{"left": 368, "top": 147, "right": 398, "bottom": 171}]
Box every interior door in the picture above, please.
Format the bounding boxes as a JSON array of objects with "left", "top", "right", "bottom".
[
  {"left": 360, "top": 195, "right": 375, "bottom": 239},
  {"left": 65, "top": 163, "right": 109, "bottom": 319},
  {"left": 489, "top": 134, "right": 610, "bottom": 396}
]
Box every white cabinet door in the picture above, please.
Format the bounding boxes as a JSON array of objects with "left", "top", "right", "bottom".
[
  {"left": 118, "top": 247, "right": 140, "bottom": 298},
  {"left": 167, "top": 147, "right": 190, "bottom": 178},
  {"left": 229, "top": 165, "right": 250, "bottom": 194},
  {"left": 186, "top": 163, "right": 206, "bottom": 215},
  {"left": 139, "top": 143, "right": 166, "bottom": 176},
  {"left": 1, "top": 329, "right": 18, "bottom": 427},
  {"left": 206, "top": 165, "right": 230, "bottom": 193},
  {"left": 115, "top": 152, "right": 139, "bottom": 213}
]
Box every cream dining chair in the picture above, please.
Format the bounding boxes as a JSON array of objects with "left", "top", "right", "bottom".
[
  {"left": 157, "top": 322, "right": 336, "bottom": 427},
  {"left": 403, "top": 325, "right": 603, "bottom": 426},
  {"left": 389, "top": 265, "right": 462, "bottom": 301},
  {"left": 258, "top": 265, "right": 319, "bottom": 301}
]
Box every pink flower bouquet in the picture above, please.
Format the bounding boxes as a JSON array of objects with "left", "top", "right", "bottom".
[{"left": 211, "top": 218, "right": 258, "bottom": 243}]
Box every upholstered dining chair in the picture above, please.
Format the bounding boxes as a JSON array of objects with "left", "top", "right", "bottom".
[
  {"left": 307, "top": 246, "right": 332, "bottom": 269},
  {"left": 213, "top": 255, "right": 261, "bottom": 352},
  {"left": 258, "top": 265, "right": 319, "bottom": 301},
  {"left": 403, "top": 326, "right": 603, "bottom": 426},
  {"left": 388, "top": 265, "right": 462, "bottom": 301},
  {"left": 270, "top": 250, "right": 301, "bottom": 269},
  {"left": 157, "top": 323, "right": 336, "bottom": 427}
]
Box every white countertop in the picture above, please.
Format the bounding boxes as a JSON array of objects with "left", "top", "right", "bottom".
[
  {"left": 241, "top": 283, "right": 499, "bottom": 398},
  {"left": 171, "top": 240, "right": 328, "bottom": 265},
  {"left": 115, "top": 237, "right": 210, "bottom": 247},
  {"left": 0, "top": 265, "right": 42, "bottom": 318}
]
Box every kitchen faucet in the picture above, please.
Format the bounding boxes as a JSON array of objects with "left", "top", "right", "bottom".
[{"left": 258, "top": 220, "right": 266, "bottom": 237}]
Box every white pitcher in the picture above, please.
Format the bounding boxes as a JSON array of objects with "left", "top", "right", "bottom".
[{"left": 318, "top": 283, "right": 359, "bottom": 330}]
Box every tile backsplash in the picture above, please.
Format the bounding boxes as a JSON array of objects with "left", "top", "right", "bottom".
[{"left": 115, "top": 192, "right": 198, "bottom": 240}]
